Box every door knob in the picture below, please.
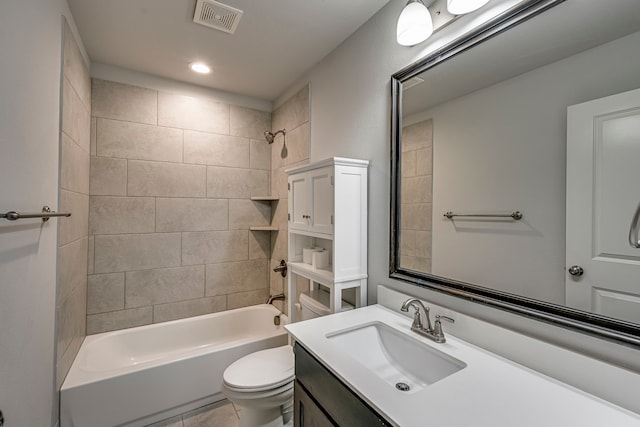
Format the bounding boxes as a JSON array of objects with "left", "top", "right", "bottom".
[{"left": 568, "top": 265, "right": 584, "bottom": 276}]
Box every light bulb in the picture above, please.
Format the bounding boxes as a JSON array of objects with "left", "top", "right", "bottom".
[
  {"left": 397, "top": 0, "right": 433, "bottom": 47},
  {"left": 447, "top": 0, "right": 491, "bottom": 15},
  {"left": 189, "top": 62, "right": 211, "bottom": 74}
]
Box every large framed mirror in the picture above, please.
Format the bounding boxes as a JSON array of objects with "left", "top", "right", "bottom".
[{"left": 390, "top": 0, "right": 640, "bottom": 346}]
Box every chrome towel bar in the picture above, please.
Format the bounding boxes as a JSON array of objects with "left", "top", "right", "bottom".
[
  {"left": 1, "top": 206, "right": 71, "bottom": 222},
  {"left": 444, "top": 211, "right": 523, "bottom": 220}
]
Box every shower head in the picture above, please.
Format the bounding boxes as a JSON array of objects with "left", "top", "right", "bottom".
[{"left": 264, "top": 129, "right": 286, "bottom": 144}]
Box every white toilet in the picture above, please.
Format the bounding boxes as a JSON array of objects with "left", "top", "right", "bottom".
[{"left": 222, "top": 289, "right": 352, "bottom": 427}]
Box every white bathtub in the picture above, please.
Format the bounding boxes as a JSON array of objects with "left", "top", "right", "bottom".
[{"left": 60, "top": 304, "right": 289, "bottom": 427}]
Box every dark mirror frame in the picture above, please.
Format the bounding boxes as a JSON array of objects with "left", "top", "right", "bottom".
[{"left": 389, "top": 0, "right": 640, "bottom": 348}]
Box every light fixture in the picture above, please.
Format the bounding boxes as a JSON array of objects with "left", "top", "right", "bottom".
[
  {"left": 189, "top": 62, "right": 211, "bottom": 74},
  {"left": 396, "top": 0, "right": 433, "bottom": 47},
  {"left": 447, "top": 0, "right": 490, "bottom": 15}
]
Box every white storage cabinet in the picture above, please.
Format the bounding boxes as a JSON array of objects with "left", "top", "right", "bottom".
[{"left": 286, "top": 157, "right": 368, "bottom": 321}]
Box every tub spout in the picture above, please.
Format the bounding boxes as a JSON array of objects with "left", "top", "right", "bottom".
[{"left": 267, "top": 293, "right": 285, "bottom": 305}]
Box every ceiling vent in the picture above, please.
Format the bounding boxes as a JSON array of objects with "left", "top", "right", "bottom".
[{"left": 193, "top": 0, "right": 243, "bottom": 34}]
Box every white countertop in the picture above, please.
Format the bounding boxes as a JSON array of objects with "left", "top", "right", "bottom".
[{"left": 285, "top": 305, "right": 640, "bottom": 427}]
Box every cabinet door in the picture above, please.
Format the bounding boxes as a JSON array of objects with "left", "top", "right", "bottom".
[
  {"left": 309, "top": 167, "right": 334, "bottom": 234},
  {"left": 294, "top": 381, "right": 335, "bottom": 427},
  {"left": 289, "top": 173, "right": 309, "bottom": 231}
]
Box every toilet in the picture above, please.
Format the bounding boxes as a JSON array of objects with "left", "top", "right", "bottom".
[{"left": 222, "top": 289, "right": 353, "bottom": 427}]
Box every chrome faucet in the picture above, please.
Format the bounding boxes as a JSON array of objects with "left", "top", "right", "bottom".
[{"left": 400, "top": 298, "right": 454, "bottom": 343}]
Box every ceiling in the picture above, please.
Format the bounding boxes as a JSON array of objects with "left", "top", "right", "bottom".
[{"left": 68, "top": 0, "right": 391, "bottom": 102}]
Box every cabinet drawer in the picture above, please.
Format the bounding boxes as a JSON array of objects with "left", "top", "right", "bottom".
[{"left": 294, "top": 343, "right": 391, "bottom": 427}]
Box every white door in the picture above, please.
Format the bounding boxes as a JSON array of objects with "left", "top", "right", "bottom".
[{"left": 566, "top": 88, "right": 640, "bottom": 324}]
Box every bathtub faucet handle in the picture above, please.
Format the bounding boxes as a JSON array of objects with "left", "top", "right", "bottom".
[{"left": 273, "top": 260, "right": 287, "bottom": 277}]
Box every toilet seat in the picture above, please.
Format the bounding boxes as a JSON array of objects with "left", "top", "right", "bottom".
[{"left": 223, "top": 345, "right": 294, "bottom": 392}]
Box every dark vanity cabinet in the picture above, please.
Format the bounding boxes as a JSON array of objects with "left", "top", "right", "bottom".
[{"left": 293, "top": 343, "right": 392, "bottom": 427}]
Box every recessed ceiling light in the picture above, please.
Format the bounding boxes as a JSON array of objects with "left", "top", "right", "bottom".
[{"left": 189, "top": 62, "right": 211, "bottom": 74}]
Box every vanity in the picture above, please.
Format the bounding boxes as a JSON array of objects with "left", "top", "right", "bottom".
[{"left": 286, "top": 295, "right": 640, "bottom": 426}]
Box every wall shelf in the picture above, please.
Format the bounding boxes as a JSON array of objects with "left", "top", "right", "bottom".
[
  {"left": 249, "top": 226, "right": 279, "bottom": 231},
  {"left": 250, "top": 196, "right": 280, "bottom": 201}
]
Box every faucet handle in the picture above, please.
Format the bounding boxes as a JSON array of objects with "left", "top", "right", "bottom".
[
  {"left": 436, "top": 315, "right": 454, "bottom": 323},
  {"left": 433, "top": 315, "right": 455, "bottom": 343}
]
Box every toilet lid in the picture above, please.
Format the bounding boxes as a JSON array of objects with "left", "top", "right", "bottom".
[{"left": 223, "top": 345, "right": 294, "bottom": 391}]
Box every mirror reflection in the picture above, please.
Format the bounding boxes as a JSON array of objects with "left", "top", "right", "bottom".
[{"left": 394, "top": 0, "right": 640, "bottom": 327}]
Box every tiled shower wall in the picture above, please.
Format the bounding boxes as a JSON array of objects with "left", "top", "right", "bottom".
[
  {"left": 87, "top": 79, "right": 273, "bottom": 334},
  {"left": 400, "top": 118, "right": 433, "bottom": 273},
  {"left": 268, "top": 85, "right": 311, "bottom": 314},
  {"left": 56, "top": 20, "right": 91, "bottom": 388}
]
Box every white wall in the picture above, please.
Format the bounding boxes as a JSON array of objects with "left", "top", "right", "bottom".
[
  {"left": 0, "top": 1, "right": 85, "bottom": 425},
  {"left": 285, "top": 0, "right": 640, "bottom": 372}
]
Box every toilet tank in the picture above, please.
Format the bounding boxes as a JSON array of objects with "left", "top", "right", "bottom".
[{"left": 299, "top": 289, "right": 353, "bottom": 321}]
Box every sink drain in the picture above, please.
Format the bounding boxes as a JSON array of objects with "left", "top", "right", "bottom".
[{"left": 395, "top": 382, "right": 410, "bottom": 391}]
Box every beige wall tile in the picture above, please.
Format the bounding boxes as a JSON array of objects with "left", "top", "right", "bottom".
[
  {"left": 283, "top": 122, "right": 309, "bottom": 166},
  {"left": 230, "top": 105, "right": 271, "bottom": 140},
  {"left": 61, "top": 132, "right": 90, "bottom": 194},
  {"left": 125, "top": 266, "right": 205, "bottom": 308},
  {"left": 227, "top": 289, "right": 269, "bottom": 310},
  {"left": 89, "top": 196, "right": 155, "bottom": 235},
  {"left": 206, "top": 260, "right": 268, "bottom": 296},
  {"left": 158, "top": 92, "right": 229, "bottom": 134},
  {"left": 402, "top": 175, "right": 432, "bottom": 203},
  {"left": 250, "top": 139, "right": 271, "bottom": 171},
  {"left": 414, "top": 230, "right": 432, "bottom": 259},
  {"left": 400, "top": 231, "right": 416, "bottom": 257},
  {"left": 249, "top": 230, "right": 271, "bottom": 260},
  {"left": 183, "top": 130, "right": 249, "bottom": 167},
  {"left": 401, "top": 203, "right": 433, "bottom": 231},
  {"left": 206, "top": 167, "right": 269, "bottom": 198},
  {"left": 156, "top": 198, "right": 228, "bottom": 232},
  {"left": 94, "top": 233, "right": 182, "bottom": 273},
  {"left": 92, "top": 79, "right": 157, "bottom": 124},
  {"left": 152, "top": 296, "right": 226, "bottom": 323},
  {"left": 402, "top": 150, "right": 417, "bottom": 178},
  {"left": 63, "top": 21, "right": 91, "bottom": 108},
  {"left": 62, "top": 77, "right": 91, "bottom": 152},
  {"left": 56, "top": 286, "right": 86, "bottom": 359},
  {"left": 416, "top": 147, "right": 433, "bottom": 175},
  {"left": 401, "top": 256, "right": 431, "bottom": 274},
  {"left": 88, "top": 235, "right": 95, "bottom": 275},
  {"left": 87, "top": 307, "right": 153, "bottom": 334},
  {"left": 59, "top": 190, "right": 89, "bottom": 246},
  {"left": 128, "top": 160, "right": 206, "bottom": 197},
  {"left": 58, "top": 237, "right": 88, "bottom": 304},
  {"left": 272, "top": 85, "right": 309, "bottom": 133},
  {"left": 90, "top": 157, "right": 127, "bottom": 196},
  {"left": 229, "top": 200, "right": 271, "bottom": 229},
  {"left": 97, "top": 119, "right": 183, "bottom": 162},
  {"left": 87, "top": 273, "right": 125, "bottom": 314},
  {"left": 402, "top": 119, "right": 433, "bottom": 152},
  {"left": 56, "top": 333, "right": 84, "bottom": 389},
  {"left": 182, "top": 230, "right": 248, "bottom": 265},
  {"left": 90, "top": 117, "right": 97, "bottom": 156},
  {"left": 271, "top": 166, "right": 288, "bottom": 198}
]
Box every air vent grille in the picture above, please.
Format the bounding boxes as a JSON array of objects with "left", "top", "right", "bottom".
[{"left": 193, "top": 0, "right": 243, "bottom": 34}]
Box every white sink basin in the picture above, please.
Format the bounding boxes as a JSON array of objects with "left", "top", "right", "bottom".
[{"left": 326, "top": 321, "right": 466, "bottom": 393}]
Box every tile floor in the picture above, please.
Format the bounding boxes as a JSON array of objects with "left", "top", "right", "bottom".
[{"left": 148, "top": 401, "right": 240, "bottom": 427}]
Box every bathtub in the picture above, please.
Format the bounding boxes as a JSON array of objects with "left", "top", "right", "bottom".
[{"left": 60, "top": 304, "right": 289, "bottom": 427}]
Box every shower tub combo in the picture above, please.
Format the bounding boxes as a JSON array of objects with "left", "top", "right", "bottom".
[{"left": 60, "top": 304, "right": 288, "bottom": 427}]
